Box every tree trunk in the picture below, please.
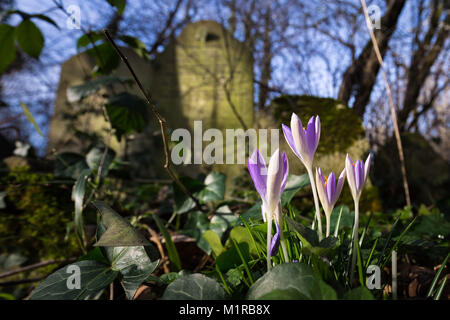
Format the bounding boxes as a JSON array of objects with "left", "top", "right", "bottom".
[
  {"left": 338, "top": 0, "right": 406, "bottom": 117},
  {"left": 398, "top": 0, "right": 449, "bottom": 130}
]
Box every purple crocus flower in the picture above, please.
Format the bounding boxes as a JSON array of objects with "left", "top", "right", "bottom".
[
  {"left": 316, "top": 168, "right": 346, "bottom": 237},
  {"left": 248, "top": 149, "right": 288, "bottom": 222},
  {"left": 282, "top": 113, "right": 323, "bottom": 239},
  {"left": 248, "top": 149, "right": 289, "bottom": 269},
  {"left": 345, "top": 153, "right": 372, "bottom": 278},
  {"left": 282, "top": 113, "right": 320, "bottom": 169},
  {"left": 345, "top": 154, "right": 372, "bottom": 201}
]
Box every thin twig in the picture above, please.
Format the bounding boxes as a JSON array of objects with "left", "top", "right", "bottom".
[
  {"left": 0, "top": 276, "right": 45, "bottom": 287},
  {"left": 140, "top": 224, "right": 170, "bottom": 274},
  {"left": 360, "top": 0, "right": 411, "bottom": 207},
  {"left": 193, "top": 254, "right": 211, "bottom": 273},
  {"left": 0, "top": 258, "right": 76, "bottom": 280},
  {"left": 102, "top": 29, "right": 202, "bottom": 211}
]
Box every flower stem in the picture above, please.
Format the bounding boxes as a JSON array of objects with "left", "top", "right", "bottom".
[
  {"left": 307, "top": 167, "right": 322, "bottom": 241},
  {"left": 350, "top": 199, "right": 359, "bottom": 284},
  {"left": 326, "top": 214, "right": 331, "bottom": 238},
  {"left": 266, "top": 212, "right": 273, "bottom": 271}
]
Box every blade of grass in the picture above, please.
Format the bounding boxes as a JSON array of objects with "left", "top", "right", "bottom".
[
  {"left": 334, "top": 206, "right": 344, "bottom": 237},
  {"left": 391, "top": 216, "right": 417, "bottom": 252},
  {"left": 381, "top": 216, "right": 418, "bottom": 269},
  {"left": 153, "top": 214, "right": 181, "bottom": 271},
  {"left": 239, "top": 216, "right": 262, "bottom": 259},
  {"left": 365, "top": 238, "right": 379, "bottom": 269},
  {"left": 231, "top": 238, "right": 254, "bottom": 285},
  {"left": 376, "top": 215, "right": 401, "bottom": 267},
  {"left": 215, "top": 264, "right": 232, "bottom": 295},
  {"left": 427, "top": 251, "right": 450, "bottom": 298},
  {"left": 356, "top": 239, "right": 364, "bottom": 287},
  {"left": 433, "top": 276, "right": 447, "bottom": 300},
  {"left": 359, "top": 212, "right": 373, "bottom": 246}
]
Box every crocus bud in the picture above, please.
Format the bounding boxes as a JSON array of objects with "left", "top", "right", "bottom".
[
  {"left": 316, "top": 168, "right": 346, "bottom": 217},
  {"left": 345, "top": 153, "right": 372, "bottom": 201}
]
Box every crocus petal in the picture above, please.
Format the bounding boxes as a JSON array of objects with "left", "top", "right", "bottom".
[
  {"left": 315, "top": 168, "right": 329, "bottom": 215},
  {"left": 291, "top": 113, "right": 310, "bottom": 167},
  {"left": 280, "top": 152, "right": 289, "bottom": 193},
  {"left": 305, "top": 116, "right": 317, "bottom": 156},
  {"left": 355, "top": 160, "right": 364, "bottom": 193},
  {"left": 315, "top": 116, "right": 321, "bottom": 151},
  {"left": 282, "top": 124, "right": 301, "bottom": 159},
  {"left": 266, "top": 149, "right": 284, "bottom": 214},
  {"left": 248, "top": 149, "right": 267, "bottom": 200},
  {"left": 326, "top": 172, "right": 336, "bottom": 205},
  {"left": 364, "top": 153, "right": 372, "bottom": 184},
  {"left": 270, "top": 223, "right": 281, "bottom": 256},
  {"left": 333, "top": 169, "right": 346, "bottom": 204},
  {"left": 345, "top": 154, "right": 357, "bottom": 199},
  {"left": 317, "top": 167, "right": 325, "bottom": 185}
]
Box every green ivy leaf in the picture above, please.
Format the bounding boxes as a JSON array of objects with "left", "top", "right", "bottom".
[
  {"left": 202, "top": 230, "right": 223, "bottom": 257},
  {"left": 87, "top": 42, "right": 120, "bottom": 74},
  {"left": 215, "top": 226, "right": 258, "bottom": 272},
  {"left": 246, "top": 263, "right": 337, "bottom": 300},
  {"left": 240, "top": 201, "right": 262, "bottom": 222},
  {"left": 76, "top": 31, "right": 104, "bottom": 50},
  {"left": 72, "top": 169, "right": 91, "bottom": 244},
  {"left": 181, "top": 211, "right": 211, "bottom": 253},
  {"left": 95, "top": 213, "right": 160, "bottom": 300},
  {"left": 106, "top": 92, "right": 148, "bottom": 140},
  {"left": 54, "top": 152, "right": 89, "bottom": 179},
  {"left": 198, "top": 172, "right": 226, "bottom": 203},
  {"left": 285, "top": 216, "right": 319, "bottom": 248},
  {"left": 119, "top": 35, "right": 149, "bottom": 59},
  {"left": 15, "top": 19, "right": 44, "bottom": 58},
  {"left": 29, "top": 260, "right": 118, "bottom": 300},
  {"left": 85, "top": 143, "right": 116, "bottom": 179},
  {"left": 67, "top": 75, "right": 133, "bottom": 103},
  {"left": 0, "top": 24, "right": 16, "bottom": 73},
  {"left": 209, "top": 205, "right": 239, "bottom": 236},
  {"left": 173, "top": 176, "right": 204, "bottom": 214},
  {"left": 31, "top": 14, "right": 59, "bottom": 29},
  {"left": 162, "top": 273, "right": 226, "bottom": 300},
  {"left": 92, "top": 201, "right": 152, "bottom": 247}
]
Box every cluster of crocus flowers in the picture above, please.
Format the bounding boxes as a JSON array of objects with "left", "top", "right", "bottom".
[
  {"left": 248, "top": 149, "right": 289, "bottom": 269},
  {"left": 248, "top": 112, "right": 373, "bottom": 274}
]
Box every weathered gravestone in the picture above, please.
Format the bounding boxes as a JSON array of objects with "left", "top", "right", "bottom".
[
  {"left": 149, "top": 20, "right": 254, "bottom": 178},
  {"left": 47, "top": 47, "right": 152, "bottom": 158},
  {"left": 48, "top": 21, "right": 254, "bottom": 181}
]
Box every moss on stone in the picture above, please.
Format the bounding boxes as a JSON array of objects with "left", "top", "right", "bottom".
[{"left": 0, "top": 167, "right": 80, "bottom": 262}]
